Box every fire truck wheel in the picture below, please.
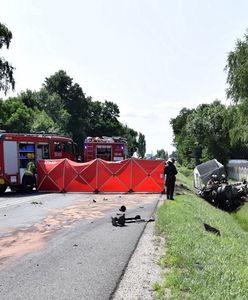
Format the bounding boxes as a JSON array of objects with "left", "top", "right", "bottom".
[
  {"left": 22, "top": 175, "right": 34, "bottom": 192},
  {"left": 23, "top": 183, "right": 34, "bottom": 192},
  {"left": 0, "top": 184, "right": 7, "bottom": 194}
]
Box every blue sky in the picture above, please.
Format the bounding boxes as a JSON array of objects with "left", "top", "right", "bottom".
[{"left": 1, "top": 0, "right": 248, "bottom": 154}]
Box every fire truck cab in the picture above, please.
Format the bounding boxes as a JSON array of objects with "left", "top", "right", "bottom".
[
  {"left": 83, "top": 136, "right": 127, "bottom": 162},
  {"left": 0, "top": 132, "right": 76, "bottom": 193}
]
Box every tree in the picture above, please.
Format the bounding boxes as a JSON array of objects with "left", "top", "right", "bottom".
[
  {"left": 0, "top": 23, "right": 15, "bottom": 94},
  {"left": 171, "top": 101, "right": 231, "bottom": 167},
  {"left": 225, "top": 98, "right": 248, "bottom": 156},
  {"left": 154, "top": 149, "right": 168, "bottom": 160},
  {"left": 137, "top": 133, "right": 146, "bottom": 158},
  {"left": 225, "top": 31, "right": 248, "bottom": 102},
  {"left": 224, "top": 29, "right": 248, "bottom": 158},
  {"left": 170, "top": 150, "right": 178, "bottom": 160},
  {"left": 19, "top": 89, "right": 70, "bottom": 133},
  {"left": 0, "top": 97, "right": 34, "bottom": 132},
  {"left": 0, "top": 67, "right": 146, "bottom": 159},
  {"left": 30, "top": 110, "right": 59, "bottom": 133},
  {"left": 121, "top": 125, "right": 138, "bottom": 157},
  {"left": 87, "top": 100, "right": 122, "bottom": 137},
  {"left": 44, "top": 70, "right": 73, "bottom": 100},
  {"left": 43, "top": 70, "right": 90, "bottom": 148},
  {"left": 170, "top": 108, "right": 194, "bottom": 166}
]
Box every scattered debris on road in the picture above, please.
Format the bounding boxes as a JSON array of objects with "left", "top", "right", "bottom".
[
  {"left": 30, "top": 201, "right": 43, "bottom": 205},
  {"left": 111, "top": 205, "right": 155, "bottom": 227}
]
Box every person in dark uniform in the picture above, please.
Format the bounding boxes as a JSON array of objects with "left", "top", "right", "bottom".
[
  {"left": 22, "top": 160, "right": 37, "bottom": 191},
  {"left": 164, "top": 158, "right": 178, "bottom": 200}
]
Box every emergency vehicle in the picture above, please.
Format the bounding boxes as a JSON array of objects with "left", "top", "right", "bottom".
[
  {"left": 0, "top": 132, "right": 76, "bottom": 193},
  {"left": 83, "top": 136, "right": 127, "bottom": 162}
]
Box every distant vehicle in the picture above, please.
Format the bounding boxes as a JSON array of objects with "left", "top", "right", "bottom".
[
  {"left": 83, "top": 136, "right": 127, "bottom": 162},
  {"left": 146, "top": 153, "right": 153, "bottom": 160},
  {"left": 0, "top": 132, "right": 77, "bottom": 193}
]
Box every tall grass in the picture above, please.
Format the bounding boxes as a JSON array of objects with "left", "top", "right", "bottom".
[{"left": 175, "top": 164, "right": 194, "bottom": 191}]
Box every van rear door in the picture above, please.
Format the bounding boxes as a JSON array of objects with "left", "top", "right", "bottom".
[{"left": 3, "top": 141, "right": 19, "bottom": 183}]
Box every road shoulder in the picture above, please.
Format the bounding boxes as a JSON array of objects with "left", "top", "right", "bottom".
[{"left": 113, "top": 198, "right": 167, "bottom": 300}]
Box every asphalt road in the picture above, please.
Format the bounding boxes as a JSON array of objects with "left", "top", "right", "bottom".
[{"left": 0, "top": 192, "right": 160, "bottom": 300}]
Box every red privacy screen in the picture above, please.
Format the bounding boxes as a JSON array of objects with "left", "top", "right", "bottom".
[{"left": 37, "top": 158, "right": 165, "bottom": 193}]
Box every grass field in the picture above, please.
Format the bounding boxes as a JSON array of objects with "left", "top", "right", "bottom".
[
  {"left": 154, "top": 166, "right": 248, "bottom": 299},
  {"left": 233, "top": 203, "right": 248, "bottom": 232}
]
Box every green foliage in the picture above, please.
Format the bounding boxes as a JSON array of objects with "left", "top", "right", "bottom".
[
  {"left": 228, "top": 98, "right": 248, "bottom": 145},
  {"left": 30, "top": 110, "right": 59, "bottom": 133},
  {"left": 177, "top": 164, "right": 193, "bottom": 179},
  {"left": 232, "top": 203, "right": 248, "bottom": 232},
  {"left": 121, "top": 125, "right": 138, "bottom": 157},
  {"left": 0, "top": 22, "right": 15, "bottom": 94},
  {"left": 175, "top": 164, "right": 194, "bottom": 191},
  {"left": 43, "top": 70, "right": 73, "bottom": 99},
  {"left": 154, "top": 149, "right": 168, "bottom": 160},
  {"left": 0, "top": 19, "right": 146, "bottom": 156},
  {"left": 19, "top": 89, "right": 70, "bottom": 134},
  {"left": 43, "top": 70, "right": 89, "bottom": 148},
  {"left": 0, "top": 97, "right": 34, "bottom": 132},
  {"left": 171, "top": 101, "right": 231, "bottom": 168},
  {"left": 19, "top": 89, "right": 39, "bottom": 109},
  {"left": 170, "top": 28, "right": 248, "bottom": 165},
  {"left": 137, "top": 133, "right": 146, "bottom": 158},
  {"left": 225, "top": 31, "right": 248, "bottom": 102},
  {"left": 170, "top": 108, "right": 193, "bottom": 137},
  {"left": 170, "top": 150, "right": 178, "bottom": 160},
  {"left": 0, "top": 68, "right": 145, "bottom": 157},
  {"left": 156, "top": 193, "right": 248, "bottom": 299},
  {"left": 222, "top": 29, "right": 248, "bottom": 159},
  {"left": 87, "top": 100, "right": 122, "bottom": 137}
]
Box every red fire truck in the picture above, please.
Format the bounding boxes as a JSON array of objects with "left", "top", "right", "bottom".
[
  {"left": 0, "top": 132, "right": 76, "bottom": 193},
  {"left": 83, "top": 136, "right": 127, "bottom": 162}
]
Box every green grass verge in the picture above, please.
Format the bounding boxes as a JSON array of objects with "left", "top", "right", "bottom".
[
  {"left": 232, "top": 203, "right": 248, "bottom": 232},
  {"left": 175, "top": 165, "right": 194, "bottom": 191},
  {"left": 155, "top": 169, "right": 248, "bottom": 299}
]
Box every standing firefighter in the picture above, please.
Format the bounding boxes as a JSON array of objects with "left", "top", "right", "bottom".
[
  {"left": 164, "top": 158, "right": 178, "bottom": 200},
  {"left": 22, "top": 160, "right": 36, "bottom": 191}
]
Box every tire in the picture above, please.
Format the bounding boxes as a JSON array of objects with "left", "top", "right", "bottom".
[
  {"left": 0, "top": 184, "right": 7, "bottom": 195},
  {"left": 22, "top": 175, "right": 34, "bottom": 192}
]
